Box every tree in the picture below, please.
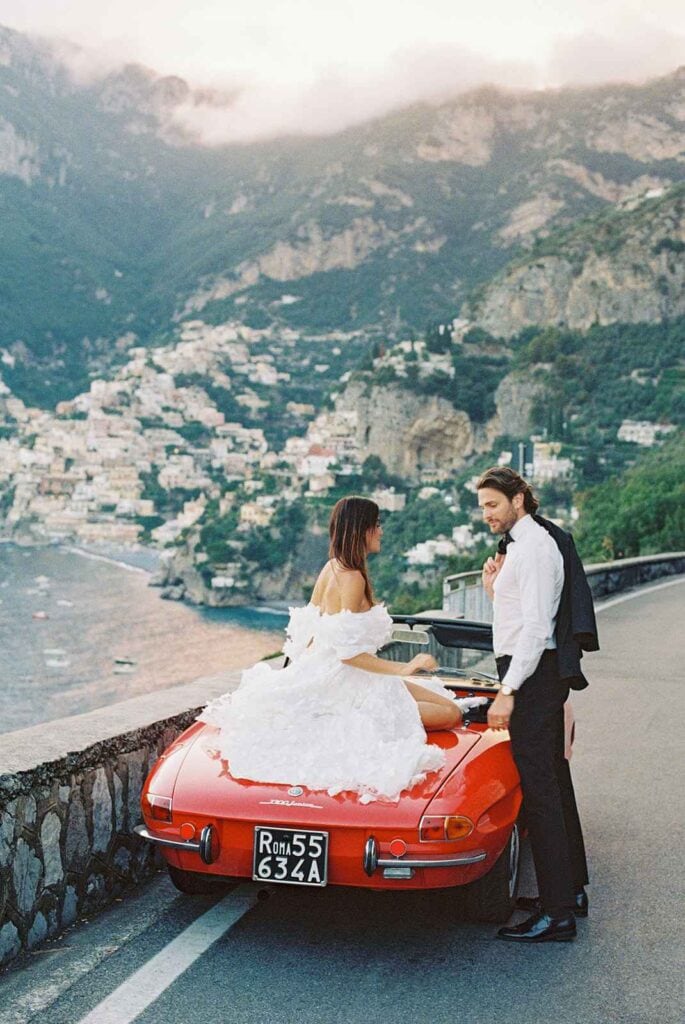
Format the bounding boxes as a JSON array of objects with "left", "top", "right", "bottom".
[
  {"left": 574, "top": 432, "right": 685, "bottom": 561},
  {"left": 425, "top": 323, "right": 451, "bottom": 354}
]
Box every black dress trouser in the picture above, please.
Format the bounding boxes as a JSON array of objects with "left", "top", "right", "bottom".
[{"left": 496, "top": 650, "right": 589, "bottom": 918}]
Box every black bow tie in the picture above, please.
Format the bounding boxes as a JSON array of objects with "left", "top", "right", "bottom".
[{"left": 497, "top": 532, "right": 514, "bottom": 556}]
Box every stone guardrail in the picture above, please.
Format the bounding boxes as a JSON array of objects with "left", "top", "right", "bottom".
[
  {"left": 0, "top": 669, "right": 241, "bottom": 968},
  {"left": 1, "top": 551, "right": 683, "bottom": 969},
  {"left": 442, "top": 551, "right": 685, "bottom": 622}
]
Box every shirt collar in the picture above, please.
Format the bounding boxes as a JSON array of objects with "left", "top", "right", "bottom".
[{"left": 509, "top": 513, "right": 533, "bottom": 542}]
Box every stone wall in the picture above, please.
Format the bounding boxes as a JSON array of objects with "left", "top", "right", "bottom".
[
  {"left": 0, "top": 669, "right": 240, "bottom": 967},
  {"left": 585, "top": 552, "right": 685, "bottom": 598}
]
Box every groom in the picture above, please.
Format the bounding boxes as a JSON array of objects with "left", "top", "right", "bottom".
[{"left": 477, "top": 466, "right": 597, "bottom": 943}]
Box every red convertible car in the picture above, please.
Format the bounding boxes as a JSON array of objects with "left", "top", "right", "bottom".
[{"left": 135, "top": 617, "right": 573, "bottom": 922}]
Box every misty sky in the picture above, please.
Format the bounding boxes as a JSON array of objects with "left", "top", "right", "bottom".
[{"left": 2, "top": 1, "right": 684, "bottom": 141}]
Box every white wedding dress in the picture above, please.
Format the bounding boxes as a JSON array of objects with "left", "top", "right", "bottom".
[{"left": 197, "top": 603, "right": 453, "bottom": 803}]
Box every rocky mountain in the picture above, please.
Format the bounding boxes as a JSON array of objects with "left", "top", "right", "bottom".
[
  {"left": 2, "top": 22, "right": 685, "bottom": 407},
  {"left": 336, "top": 379, "right": 500, "bottom": 479},
  {"left": 330, "top": 177, "right": 685, "bottom": 458},
  {"left": 466, "top": 182, "right": 685, "bottom": 338}
]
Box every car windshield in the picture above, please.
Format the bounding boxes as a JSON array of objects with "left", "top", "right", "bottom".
[{"left": 381, "top": 616, "right": 499, "bottom": 687}]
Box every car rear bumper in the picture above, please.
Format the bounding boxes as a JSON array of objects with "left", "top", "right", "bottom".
[
  {"left": 135, "top": 819, "right": 495, "bottom": 889},
  {"left": 134, "top": 823, "right": 216, "bottom": 864},
  {"left": 362, "top": 835, "right": 486, "bottom": 876}
]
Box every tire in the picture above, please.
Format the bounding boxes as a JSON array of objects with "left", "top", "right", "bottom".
[
  {"left": 167, "top": 863, "right": 237, "bottom": 895},
  {"left": 459, "top": 823, "right": 521, "bottom": 923}
]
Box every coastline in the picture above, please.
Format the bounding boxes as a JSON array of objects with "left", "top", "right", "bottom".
[
  {"left": 61, "top": 542, "right": 161, "bottom": 576},
  {"left": 0, "top": 534, "right": 297, "bottom": 616}
]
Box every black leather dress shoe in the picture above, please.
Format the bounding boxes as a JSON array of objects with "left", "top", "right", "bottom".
[
  {"left": 497, "top": 911, "right": 577, "bottom": 943},
  {"left": 516, "top": 889, "right": 589, "bottom": 918}
]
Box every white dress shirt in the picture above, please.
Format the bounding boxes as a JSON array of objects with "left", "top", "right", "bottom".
[{"left": 492, "top": 514, "right": 564, "bottom": 691}]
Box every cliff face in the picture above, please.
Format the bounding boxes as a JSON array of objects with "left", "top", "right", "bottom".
[
  {"left": 154, "top": 527, "right": 329, "bottom": 606},
  {"left": 338, "top": 380, "right": 499, "bottom": 481},
  {"left": 493, "top": 372, "right": 546, "bottom": 438},
  {"left": 467, "top": 184, "right": 685, "bottom": 339}
]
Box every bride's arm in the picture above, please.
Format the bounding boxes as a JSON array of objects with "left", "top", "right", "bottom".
[
  {"left": 344, "top": 651, "right": 434, "bottom": 677},
  {"left": 337, "top": 571, "right": 434, "bottom": 677}
]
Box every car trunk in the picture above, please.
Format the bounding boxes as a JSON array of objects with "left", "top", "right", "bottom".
[{"left": 171, "top": 725, "right": 482, "bottom": 830}]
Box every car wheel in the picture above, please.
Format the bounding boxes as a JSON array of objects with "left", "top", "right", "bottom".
[
  {"left": 166, "top": 863, "right": 237, "bottom": 895},
  {"left": 459, "top": 823, "right": 521, "bottom": 923}
]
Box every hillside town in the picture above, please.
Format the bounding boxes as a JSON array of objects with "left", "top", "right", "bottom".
[{"left": 0, "top": 318, "right": 678, "bottom": 601}]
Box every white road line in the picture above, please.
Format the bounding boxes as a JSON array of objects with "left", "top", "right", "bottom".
[
  {"left": 75, "top": 885, "right": 260, "bottom": 1024},
  {"left": 595, "top": 575, "right": 685, "bottom": 613}
]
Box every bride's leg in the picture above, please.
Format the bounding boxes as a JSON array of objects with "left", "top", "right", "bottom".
[
  {"left": 404, "top": 680, "right": 461, "bottom": 731},
  {"left": 416, "top": 701, "right": 461, "bottom": 731}
]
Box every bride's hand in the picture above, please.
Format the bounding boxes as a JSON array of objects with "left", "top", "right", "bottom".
[{"left": 403, "top": 653, "right": 438, "bottom": 676}]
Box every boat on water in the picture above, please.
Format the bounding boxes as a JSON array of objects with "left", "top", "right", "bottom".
[
  {"left": 45, "top": 658, "right": 70, "bottom": 669},
  {"left": 43, "top": 648, "right": 67, "bottom": 657},
  {"left": 32, "top": 610, "right": 49, "bottom": 620},
  {"left": 113, "top": 656, "right": 137, "bottom": 675}
]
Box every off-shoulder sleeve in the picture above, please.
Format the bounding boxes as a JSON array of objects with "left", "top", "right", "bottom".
[
  {"left": 316, "top": 606, "right": 393, "bottom": 661},
  {"left": 282, "top": 604, "right": 319, "bottom": 661}
]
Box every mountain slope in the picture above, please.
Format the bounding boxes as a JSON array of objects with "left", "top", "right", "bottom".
[
  {"left": 466, "top": 182, "right": 685, "bottom": 337},
  {"left": 2, "top": 23, "right": 685, "bottom": 406}
]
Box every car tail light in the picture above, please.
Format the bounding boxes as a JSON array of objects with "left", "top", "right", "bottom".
[
  {"left": 420, "top": 815, "right": 473, "bottom": 842},
  {"left": 144, "top": 794, "right": 172, "bottom": 822},
  {"left": 445, "top": 815, "right": 474, "bottom": 840}
]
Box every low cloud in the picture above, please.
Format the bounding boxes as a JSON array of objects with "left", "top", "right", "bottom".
[
  {"left": 26, "top": 21, "right": 685, "bottom": 146},
  {"left": 548, "top": 23, "right": 685, "bottom": 86},
  {"left": 169, "top": 46, "right": 537, "bottom": 145}
]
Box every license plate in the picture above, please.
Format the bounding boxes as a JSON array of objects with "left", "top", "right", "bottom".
[{"left": 253, "top": 826, "right": 328, "bottom": 887}]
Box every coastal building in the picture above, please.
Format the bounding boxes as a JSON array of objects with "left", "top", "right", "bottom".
[
  {"left": 531, "top": 442, "right": 574, "bottom": 482},
  {"left": 239, "top": 502, "right": 276, "bottom": 527},
  {"left": 297, "top": 445, "right": 337, "bottom": 479},
  {"left": 307, "top": 473, "right": 335, "bottom": 495},
  {"left": 452, "top": 524, "right": 477, "bottom": 549},
  {"left": 405, "top": 536, "right": 458, "bottom": 566},
  {"left": 372, "top": 487, "right": 407, "bottom": 512},
  {"left": 617, "top": 420, "right": 677, "bottom": 446}
]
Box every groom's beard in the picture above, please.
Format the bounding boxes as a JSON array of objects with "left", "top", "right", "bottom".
[
  {"left": 488, "top": 508, "right": 518, "bottom": 536},
  {"left": 499, "top": 514, "right": 518, "bottom": 535}
]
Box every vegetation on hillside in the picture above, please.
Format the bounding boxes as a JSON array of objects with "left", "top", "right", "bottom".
[
  {"left": 511, "top": 317, "right": 685, "bottom": 439},
  {"left": 574, "top": 432, "right": 685, "bottom": 561}
]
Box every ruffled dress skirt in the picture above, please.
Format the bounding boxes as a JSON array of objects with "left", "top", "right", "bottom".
[{"left": 197, "top": 604, "right": 449, "bottom": 803}]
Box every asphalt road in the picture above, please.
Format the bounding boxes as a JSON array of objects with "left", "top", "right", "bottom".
[{"left": 2, "top": 577, "right": 684, "bottom": 1024}]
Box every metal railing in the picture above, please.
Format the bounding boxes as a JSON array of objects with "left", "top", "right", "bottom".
[
  {"left": 443, "top": 551, "right": 685, "bottom": 620},
  {"left": 443, "top": 571, "right": 493, "bottom": 622}
]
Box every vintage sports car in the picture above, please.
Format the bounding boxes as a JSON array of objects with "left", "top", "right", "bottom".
[{"left": 135, "top": 617, "right": 573, "bottom": 922}]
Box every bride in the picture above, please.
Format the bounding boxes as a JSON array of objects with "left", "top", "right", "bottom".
[{"left": 198, "top": 495, "right": 461, "bottom": 802}]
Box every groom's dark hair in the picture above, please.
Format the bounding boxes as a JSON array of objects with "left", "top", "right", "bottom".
[
  {"left": 476, "top": 466, "right": 540, "bottom": 513},
  {"left": 329, "top": 496, "right": 379, "bottom": 606}
]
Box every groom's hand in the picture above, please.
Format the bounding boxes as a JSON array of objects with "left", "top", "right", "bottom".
[
  {"left": 482, "top": 552, "right": 504, "bottom": 600},
  {"left": 488, "top": 692, "right": 514, "bottom": 730}
]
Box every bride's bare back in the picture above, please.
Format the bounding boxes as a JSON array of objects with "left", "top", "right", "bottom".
[{"left": 310, "top": 560, "right": 372, "bottom": 615}]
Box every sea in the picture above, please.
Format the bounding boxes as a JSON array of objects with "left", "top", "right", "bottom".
[{"left": 0, "top": 542, "right": 289, "bottom": 735}]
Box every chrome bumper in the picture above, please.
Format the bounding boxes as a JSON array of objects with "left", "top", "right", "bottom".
[
  {"left": 134, "top": 823, "right": 217, "bottom": 864},
  {"left": 363, "top": 836, "right": 486, "bottom": 876}
]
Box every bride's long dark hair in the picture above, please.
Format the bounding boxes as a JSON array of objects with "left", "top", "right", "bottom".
[{"left": 328, "top": 496, "right": 379, "bottom": 607}]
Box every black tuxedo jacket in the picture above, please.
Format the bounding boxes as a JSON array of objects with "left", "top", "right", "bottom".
[{"left": 532, "top": 514, "right": 599, "bottom": 690}]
